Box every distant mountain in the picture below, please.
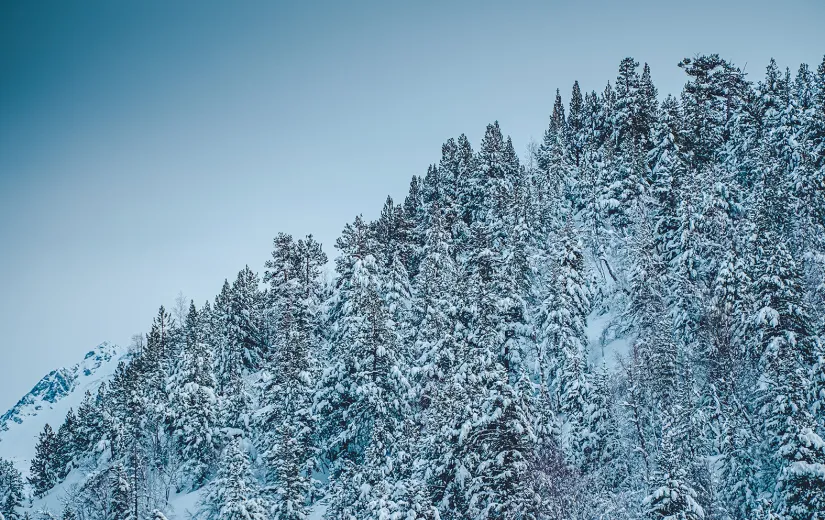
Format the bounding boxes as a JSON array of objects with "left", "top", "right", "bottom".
[{"left": 0, "top": 342, "right": 127, "bottom": 474}]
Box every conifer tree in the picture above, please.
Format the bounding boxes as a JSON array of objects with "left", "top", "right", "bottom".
[
  {"left": 60, "top": 505, "right": 76, "bottom": 520},
  {"left": 55, "top": 409, "right": 78, "bottom": 480},
  {"left": 567, "top": 80, "right": 586, "bottom": 167},
  {"left": 551, "top": 219, "right": 594, "bottom": 467},
  {"left": 200, "top": 439, "right": 268, "bottom": 520},
  {"left": 74, "top": 390, "right": 103, "bottom": 458},
  {"left": 261, "top": 233, "right": 326, "bottom": 520},
  {"left": 0, "top": 458, "right": 23, "bottom": 520},
  {"left": 636, "top": 62, "right": 659, "bottom": 150},
  {"left": 168, "top": 301, "right": 218, "bottom": 489},
  {"left": 316, "top": 250, "right": 410, "bottom": 519},
  {"left": 582, "top": 362, "right": 620, "bottom": 476},
  {"left": 644, "top": 410, "right": 705, "bottom": 520},
  {"left": 212, "top": 280, "right": 236, "bottom": 393},
  {"left": 29, "top": 424, "right": 58, "bottom": 497},
  {"left": 229, "top": 266, "right": 265, "bottom": 371},
  {"left": 111, "top": 463, "right": 134, "bottom": 520},
  {"left": 538, "top": 90, "right": 572, "bottom": 229}
]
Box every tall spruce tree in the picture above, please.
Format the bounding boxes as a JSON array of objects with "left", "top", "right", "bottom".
[
  {"left": 261, "top": 233, "right": 327, "bottom": 520},
  {"left": 29, "top": 424, "right": 58, "bottom": 497}
]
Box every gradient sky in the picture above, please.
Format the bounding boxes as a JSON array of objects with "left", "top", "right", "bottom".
[{"left": 1, "top": 0, "right": 823, "bottom": 412}]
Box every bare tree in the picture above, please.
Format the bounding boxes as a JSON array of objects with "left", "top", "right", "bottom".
[
  {"left": 524, "top": 138, "right": 540, "bottom": 171},
  {"left": 172, "top": 291, "right": 188, "bottom": 326},
  {"left": 129, "top": 334, "right": 145, "bottom": 356}
]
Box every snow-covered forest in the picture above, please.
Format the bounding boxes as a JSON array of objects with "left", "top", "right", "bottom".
[{"left": 2, "top": 54, "right": 825, "bottom": 520}]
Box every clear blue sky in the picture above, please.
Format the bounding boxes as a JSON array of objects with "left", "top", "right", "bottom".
[{"left": 1, "top": 0, "right": 823, "bottom": 411}]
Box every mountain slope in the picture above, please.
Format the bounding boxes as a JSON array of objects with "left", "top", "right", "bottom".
[{"left": 0, "top": 342, "right": 127, "bottom": 475}]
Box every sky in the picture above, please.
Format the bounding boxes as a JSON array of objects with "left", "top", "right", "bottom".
[{"left": 1, "top": 0, "right": 823, "bottom": 412}]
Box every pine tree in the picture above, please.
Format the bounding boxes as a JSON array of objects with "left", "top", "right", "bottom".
[
  {"left": 399, "top": 176, "right": 425, "bottom": 278},
  {"left": 582, "top": 362, "right": 620, "bottom": 476},
  {"left": 453, "top": 133, "right": 478, "bottom": 245},
  {"left": 316, "top": 250, "right": 410, "bottom": 519},
  {"left": 29, "top": 424, "right": 58, "bottom": 497},
  {"left": 229, "top": 266, "right": 265, "bottom": 371},
  {"left": 111, "top": 463, "right": 134, "bottom": 520},
  {"left": 636, "top": 62, "right": 659, "bottom": 150},
  {"left": 60, "top": 505, "right": 76, "bottom": 520},
  {"left": 613, "top": 57, "right": 641, "bottom": 148},
  {"left": 414, "top": 199, "right": 461, "bottom": 411},
  {"left": 261, "top": 233, "right": 326, "bottom": 520},
  {"left": 567, "top": 80, "right": 586, "bottom": 167},
  {"left": 55, "top": 409, "right": 78, "bottom": 480},
  {"left": 679, "top": 54, "right": 747, "bottom": 166},
  {"left": 644, "top": 409, "right": 705, "bottom": 520},
  {"left": 536, "top": 217, "right": 593, "bottom": 467},
  {"left": 538, "top": 90, "right": 572, "bottom": 229},
  {"left": 107, "top": 359, "right": 149, "bottom": 518},
  {"left": 212, "top": 280, "right": 236, "bottom": 393},
  {"left": 0, "top": 458, "right": 23, "bottom": 520},
  {"left": 138, "top": 305, "right": 174, "bottom": 472},
  {"left": 219, "top": 362, "right": 252, "bottom": 437},
  {"left": 200, "top": 439, "right": 268, "bottom": 520},
  {"left": 168, "top": 300, "right": 218, "bottom": 489},
  {"left": 74, "top": 390, "right": 104, "bottom": 458}
]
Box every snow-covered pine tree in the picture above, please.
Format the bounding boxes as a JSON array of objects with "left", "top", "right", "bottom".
[
  {"left": 576, "top": 90, "right": 609, "bottom": 262},
  {"left": 111, "top": 463, "right": 134, "bottom": 520},
  {"left": 137, "top": 306, "right": 174, "bottom": 473},
  {"left": 567, "top": 80, "right": 586, "bottom": 168},
  {"left": 107, "top": 358, "right": 150, "bottom": 518},
  {"left": 167, "top": 300, "right": 218, "bottom": 490},
  {"left": 315, "top": 239, "right": 410, "bottom": 519},
  {"left": 535, "top": 215, "right": 593, "bottom": 467},
  {"left": 636, "top": 63, "right": 659, "bottom": 151},
  {"left": 643, "top": 408, "right": 705, "bottom": 520},
  {"left": 462, "top": 243, "right": 538, "bottom": 520},
  {"left": 601, "top": 59, "right": 647, "bottom": 230},
  {"left": 229, "top": 266, "right": 266, "bottom": 371},
  {"left": 211, "top": 280, "right": 236, "bottom": 393},
  {"left": 74, "top": 390, "right": 104, "bottom": 459},
  {"left": 537, "top": 89, "right": 572, "bottom": 232},
  {"left": 0, "top": 458, "right": 23, "bottom": 520},
  {"left": 29, "top": 424, "right": 58, "bottom": 497},
  {"left": 452, "top": 133, "right": 478, "bottom": 250},
  {"left": 414, "top": 198, "right": 460, "bottom": 411},
  {"left": 399, "top": 176, "right": 426, "bottom": 279},
  {"left": 582, "top": 361, "right": 621, "bottom": 477},
  {"left": 55, "top": 408, "right": 78, "bottom": 480},
  {"left": 200, "top": 439, "right": 268, "bottom": 520},
  {"left": 261, "top": 233, "right": 327, "bottom": 520}
]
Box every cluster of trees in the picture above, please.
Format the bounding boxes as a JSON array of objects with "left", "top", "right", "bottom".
[
  {"left": 20, "top": 54, "right": 825, "bottom": 520},
  {"left": 0, "top": 458, "right": 24, "bottom": 519}
]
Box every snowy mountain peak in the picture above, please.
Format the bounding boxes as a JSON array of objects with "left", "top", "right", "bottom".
[{"left": 0, "top": 342, "right": 127, "bottom": 472}]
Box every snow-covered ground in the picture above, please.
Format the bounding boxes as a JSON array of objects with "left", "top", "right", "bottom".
[{"left": 586, "top": 307, "right": 631, "bottom": 368}]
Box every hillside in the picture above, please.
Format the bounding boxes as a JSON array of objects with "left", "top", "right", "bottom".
[{"left": 1, "top": 54, "right": 825, "bottom": 520}]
